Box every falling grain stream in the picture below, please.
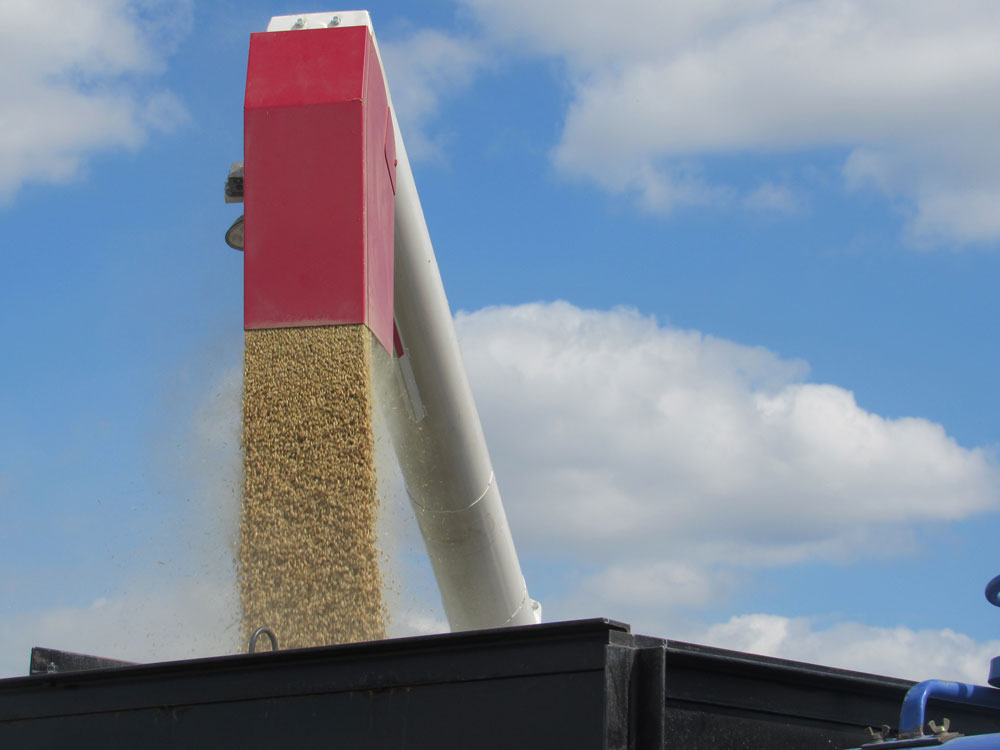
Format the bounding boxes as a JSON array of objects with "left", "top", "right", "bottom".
[{"left": 240, "top": 325, "right": 385, "bottom": 648}]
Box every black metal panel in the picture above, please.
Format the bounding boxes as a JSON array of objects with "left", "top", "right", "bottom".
[
  {"left": 4, "top": 619, "right": 1000, "bottom": 749},
  {"left": 5, "top": 672, "right": 604, "bottom": 750},
  {"left": 1, "top": 619, "right": 636, "bottom": 750},
  {"left": 661, "top": 640, "right": 1000, "bottom": 748}
]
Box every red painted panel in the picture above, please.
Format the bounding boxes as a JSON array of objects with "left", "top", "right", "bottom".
[
  {"left": 363, "top": 32, "right": 395, "bottom": 356},
  {"left": 245, "top": 27, "right": 365, "bottom": 109},
  {"left": 243, "top": 26, "right": 394, "bottom": 352}
]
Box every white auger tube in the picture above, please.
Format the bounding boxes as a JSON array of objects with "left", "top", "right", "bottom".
[
  {"left": 388, "top": 126, "right": 541, "bottom": 630},
  {"left": 266, "top": 12, "right": 540, "bottom": 631}
]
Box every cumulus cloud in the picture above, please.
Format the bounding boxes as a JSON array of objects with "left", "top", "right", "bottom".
[
  {"left": 0, "top": 577, "right": 238, "bottom": 678},
  {"left": 582, "top": 561, "right": 728, "bottom": 610},
  {"left": 701, "top": 613, "right": 1000, "bottom": 684},
  {"left": 0, "top": 0, "right": 191, "bottom": 200},
  {"left": 451, "top": 301, "right": 1000, "bottom": 680},
  {"left": 456, "top": 302, "right": 998, "bottom": 569},
  {"left": 9, "top": 303, "right": 993, "bottom": 681},
  {"left": 380, "top": 29, "right": 486, "bottom": 161},
  {"left": 6, "top": 302, "right": 996, "bottom": 685},
  {"left": 459, "top": 0, "right": 1000, "bottom": 244}
]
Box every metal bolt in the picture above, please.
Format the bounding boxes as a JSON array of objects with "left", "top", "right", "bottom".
[
  {"left": 866, "top": 725, "right": 891, "bottom": 741},
  {"left": 328, "top": 15, "right": 341, "bottom": 27},
  {"left": 929, "top": 719, "right": 951, "bottom": 736}
]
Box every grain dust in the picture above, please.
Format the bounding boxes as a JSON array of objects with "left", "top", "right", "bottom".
[{"left": 240, "top": 325, "right": 385, "bottom": 648}]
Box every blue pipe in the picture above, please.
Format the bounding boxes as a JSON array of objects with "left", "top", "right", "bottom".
[
  {"left": 985, "top": 575, "right": 1000, "bottom": 608},
  {"left": 985, "top": 576, "right": 1000, "bottom": 689},
  {"left": 899, "top": 680, "right": 1000, "bottom": 736}
]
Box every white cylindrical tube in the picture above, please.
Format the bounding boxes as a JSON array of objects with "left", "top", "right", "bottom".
[{"left": 385, "top": 111, "right": 539, "bottom": 631}]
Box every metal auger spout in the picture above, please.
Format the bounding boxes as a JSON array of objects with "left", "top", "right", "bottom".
[{"left": 245, "top": 10, "right": 540, "bottom": 632}]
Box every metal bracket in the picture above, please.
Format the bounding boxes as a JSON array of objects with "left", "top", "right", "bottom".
[{"left": 225, "top": 162, "right": 244, "bottom": 203}]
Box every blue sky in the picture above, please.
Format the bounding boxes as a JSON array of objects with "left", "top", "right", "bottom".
[{"left": 1, "top": 0, "right": 999, "bottom": 681}]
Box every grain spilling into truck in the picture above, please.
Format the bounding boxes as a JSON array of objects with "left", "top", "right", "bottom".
[{"left": 240, "top": 325, "right": 385, "bottom": 648}]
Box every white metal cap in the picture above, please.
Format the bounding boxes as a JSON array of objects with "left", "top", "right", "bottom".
[{"left": 266, "top": 10, "right": 372, "bottom": 33}]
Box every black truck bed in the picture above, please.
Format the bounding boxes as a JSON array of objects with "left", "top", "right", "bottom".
[{"left": 3, "top": 618, "right": 998, "bottom": 749}]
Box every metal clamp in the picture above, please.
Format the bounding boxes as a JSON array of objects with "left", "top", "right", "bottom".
[{"left": 224, "top": 162, "right": 244, "bottom": 203}]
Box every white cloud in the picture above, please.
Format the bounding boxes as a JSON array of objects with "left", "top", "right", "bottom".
[
  {"left": 380, "top": 29, "right": 486, "bottom": 162},
  {"left": 0, "top": 0, "right": 191, "bottom": 200},
  {"left": 0, "top": 576, "right": 239, "bottom": 678},
  {"left": 453, "top": 301, "right": 1000, "bottom": 681},
  {"left": 396, "top": 613, "right": 449, "bottom": 637},
  {"left": 582, "top": 561, "right": 727, "bottom": 609},
  {"left": 456, "top": 302, "right": 998, "bottom": 568},
  {"left": 6, "top": 303, "right": 995, "bottom": 683},
  {"left": 701, "top": 613, "right": 1000, "bottom": 684},
  {"left": 744, "top": 182, "right": 798, "bottom": 213},
  {"left": 460, "top": 0, "right": 1000, "bottom": 244}
]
